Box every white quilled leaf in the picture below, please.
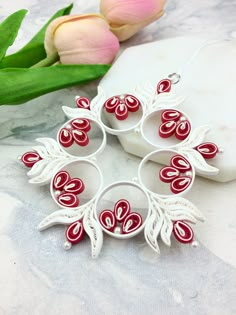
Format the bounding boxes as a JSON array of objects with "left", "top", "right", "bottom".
[
  {"left": 134, "top": 82, "right": 186, "bottom": 117},
  {"left": 158, "top": 196, "right": 205, "bottom": 221},
  {"left": 144, "top": 206, "right": 163, "bottom": 253},
  {"left": 36, "top": 138, "right": 65, "bottom": 157},
  {"left": 27, "top": 138, "right": 74, "bottom": 184},
  {"left": 160, "top": 214, "right": 173, "bottom": 246},
  {"left": 38, "top": 208, "right": 85, "bottom": 231},
  {"left": 62, "top": 106, "right": 94, "bottom": 120},
  {"left": 90, "top": 86, "right": 106, "bottom": 113},
  {"left": 134, "top": 82, "right": 156, "bottom": 112},
  {"left": 83, "top": 204, "right": 103, "bottom": 259},
  {"left": 27, "top": 158, "right": 48, "bottom": 177},
  {"left": 166, "top": 209, "right": 197, "bottom": 223},
  {"left": 182, "top": 148, "right": 219, "bottom": 175},
  {"left": 152, "top": 91, "right": 186, "bottom": 110},
  {"left": 177, "top": 125, "right": 211, "bottom": 149},
  {"left": 29, "top": 160, "right": 66, "bottom": 185},
  {"left": 31, "top": 145, "right": 49, "bottom": 159}
]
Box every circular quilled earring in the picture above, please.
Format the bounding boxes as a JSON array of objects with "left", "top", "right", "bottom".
[{"left": 19, "top": 75, "right": 223, "bottom": 258}]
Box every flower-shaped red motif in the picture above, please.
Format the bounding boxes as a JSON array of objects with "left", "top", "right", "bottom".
[
  {"left": 159, "top": 155, "right": 192, "bottom": 194},
  {"left": 99, "top": 199, "right": 142, "bottom": 234},
  {"left": 159, "top": 109, "right": 191, "bottom": 141},
  {"left": 53, "top": 170, "right": 85, "bottom": 208},
  {"left": 104, "top": 94, "right": 141, "bottom": 120},
  {"left": 59, "top": 118, "right": 91, "bottom": 148}
]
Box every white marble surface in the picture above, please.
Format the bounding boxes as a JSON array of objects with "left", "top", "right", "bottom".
[{"left": 1, "top": 1, "right": 236, "bottom": 315}]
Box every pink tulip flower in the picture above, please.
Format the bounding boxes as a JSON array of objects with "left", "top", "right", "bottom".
[{"left": 44, "top": 14, "right": 120, "bottom": 64}]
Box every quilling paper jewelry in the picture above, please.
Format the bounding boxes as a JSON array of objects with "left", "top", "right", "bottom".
[{"left": 19, "top": 76, "right": 222, "bottom": 258}]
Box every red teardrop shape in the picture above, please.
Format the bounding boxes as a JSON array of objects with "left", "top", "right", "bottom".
[
  {"left": 175, "top": 120, "right": 191, "bottom": 140},
  {"left": 57, "top": 192, "right": 79, "bottom": 208},
  {"left": 66, "top": 220, "right": 85, "bottom": 244},
  {"left": 21, "top": 151, "right": 42, "bottom": 168},
  {"left": 104, "top": 96, "right": 120, "bottom": 113},
  {"left": 99, "top": 210, "right": 116, "bottom": 232},
  {"left": 161, "top": 110, "right": 181, "bottom": 123},
  {"left": 64, "top": 178, "right": 85, "bottom": 195},
  {"left": 121, "top": 212, "right": 142, "bottom": 234},
  {"left": 159, "top": 166, "right": 180, "bottom": 183},
  {"left": 124, "top": 95, "right": 141, "bottom": 112},
  {"left": 115, "top": 104, "right": 129, "bottom": 120},
  {"left": 170, "top": 176, "right": 192, "bottom": 194},
  {"left": 194, "top": 142, "right": 219, "bottom": 159},
  {"left": 76, "top": 97, "right": 90, "bottom": 110},
  {"left": 72, "top": 130, "right": 89, "bottom": 146},
  {"left": 59, "top": 128, "right": 74, "bottom": 148},
  {"left": 170, "top": 155, "right": 192, "bottom": 172},
  {"left": 159, "top": 121, "right": 177, "bottom": 138},
  {"left": 71, "top": 118, "right": 91, "bottom": 132},
  {"left": 173, "top": 221, "right": 194, "bottom": 244},
  {"left": 114, "top": 199, "right": 131, "bottom": 222},
  {"left": 157, "top": 79, "right": 172, "bottom": 94},
  {"left": 53, "top": 171, "right": 70, "bottom": 190}
]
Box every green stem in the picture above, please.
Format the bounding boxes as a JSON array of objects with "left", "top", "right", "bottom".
[{"left": 31, "top": 52, "right": 59, "bottom": 68}]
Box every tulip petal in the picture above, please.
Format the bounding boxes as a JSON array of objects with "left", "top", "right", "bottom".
[
  {"left": 109, "top": 10, "right": 164, "bottom": 41},
  {"left": 45, "top": 14, "right": 104, "bottom": 55},
  {"left": 45, "top": 14, "right": 119, "bottom": 64},
  {"left": 101, "top": 0, "right": 165, "bottom": 24},
  {"left": 100, "top": 0, "right": 166, "bottom": 41}
]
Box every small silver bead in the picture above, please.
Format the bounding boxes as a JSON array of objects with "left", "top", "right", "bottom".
[
  {"left": 64, "top": 241, "right": 72, "bottom": 250},
  {"left": 17, "top": 155, "right": 22, "bottom": 160},
  {"left": 114, "top": 226, "right": 121, "bottom": 234},
  {"left": 180, "top": 116, "right": 186, "bottom": 121},
  {"left": 54, "top": 190, "right": 61, "bottom": 196},
  {"left": 219, "top": 147, "right": 224, "bottom": 153},
  {"left": 135, "top": 128, "right": 140, "bottom": 134},
  {"left": 66, "top": 124, "right": 72, "bottom": 129},
  {"left": 191, "top": 240, "right": 199, "bottom": 248},
  {"left": 186, "top": 171, "right": 192, "bottom": 177}
]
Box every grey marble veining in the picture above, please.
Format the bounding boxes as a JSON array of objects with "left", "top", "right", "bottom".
[{"left": 0, "top": 1, "right": 236, "bottom": 314}]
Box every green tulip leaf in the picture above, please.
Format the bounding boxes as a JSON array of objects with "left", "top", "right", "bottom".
[
  {"left": 0, "top": 64, "right": 110, "bottom": 105},
  {"left": 0, "top": 9, "right": 27, "bottom": 62},
  {"left": 0, "top": 3, "right": 73, "bottom": 68}
]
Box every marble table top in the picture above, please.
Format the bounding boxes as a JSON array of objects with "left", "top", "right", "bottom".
[{"left": 1, "top": 1, "right": 236, "bottom": 315}]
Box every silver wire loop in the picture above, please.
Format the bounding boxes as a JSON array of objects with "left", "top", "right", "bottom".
[{"left": 168, "top": 73, "right": 181, "bottom": 84}]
